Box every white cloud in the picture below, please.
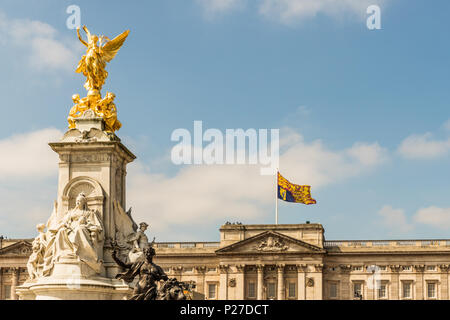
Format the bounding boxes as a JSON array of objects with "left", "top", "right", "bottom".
[
  {"left": 258, "top": 0, "right": 386, "bottom": 25},
  {"left": 0, "top": 11, "right": 79, "bottom": 72},
  {"left": 279, "top": 130, "right": 387, "bottom": 187},
  {"left": 414, "top": 206, "right": 450, "bottom": 230},
  {"left": 128, "top": 129, "right": 387, "bottom": 239},
  {"left": 0, "top": 128, "right": 62, "bottom": 180},
  {"left": 398, "top": 133, "right": 450, "bottom": 159},
  {"left": 378, "top": 205, "right": 414, "bottom": 233},
  {"left": 196, "top": 0, "right": 245, "bottom": 17},
  {"left": 0, "top": 128, "right": 62, "bottom": 238}
]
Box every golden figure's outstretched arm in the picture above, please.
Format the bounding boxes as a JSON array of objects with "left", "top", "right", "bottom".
[
  {"left": 82, "top": 25, "right": 91, "bottom": 39},
  {"left": 77, "top": 27, "right": 88, "bottom": 47}
]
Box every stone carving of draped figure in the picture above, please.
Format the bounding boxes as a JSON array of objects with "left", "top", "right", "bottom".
[{"left": 42, "top": 192, "right": 104, "bottom": 276}]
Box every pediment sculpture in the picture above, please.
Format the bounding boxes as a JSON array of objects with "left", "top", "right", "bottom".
[{"left": 256, "top": 236, "right": 289, "bottom": 252}]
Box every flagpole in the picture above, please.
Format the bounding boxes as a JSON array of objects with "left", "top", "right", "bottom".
[{"left": 275, "top": 169, "right": 279, "bottom": 225}]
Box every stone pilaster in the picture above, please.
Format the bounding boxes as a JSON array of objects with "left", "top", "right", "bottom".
[
  {"left": 235, "top": 264, "right": 245, "bottom": 300},
  {"left": 257, "top": 264, "right": 264, "bottom": 300},
  {"left": 218, "top": 265, "right": 229, "bottom": 300},
  {"left": 314, "top": 264, "right": 324, "bottom": 300},
  {"left": 414, "top": 265, "right": 425, "bottom": 300},
  {"left": 172, "top": 266, "right": 183, "bottom": 282},
  {"left": 339, "top": 264, "right": 351, "bottom": 300},
  {"left": 277, "top": 264, "right": 285, "bottom": 300},
  {"left": 0, "top": 267, "right": 3, "bottom": 300},
  {"left": 296, "top": 264, "right": 307, "bottom": 300},
  {"left": 439, "top": 264, "right": 450, "bottom": 300},
  {"left": 11, "top": 267, "right": 19, "bottom": 300},
  {"left": 389, "top": 265, "right": 401, "bottom": 300},
  {"left": 194, "top": 266, "right": 207, "bottom": 297}
]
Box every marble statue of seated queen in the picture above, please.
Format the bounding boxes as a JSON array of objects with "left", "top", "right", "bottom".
[{"left": 44, "top": 192, "right": 104, "bottom": 276}]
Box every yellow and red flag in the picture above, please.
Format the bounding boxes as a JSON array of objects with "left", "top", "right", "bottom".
[{"left": 277, "top": 172, "right": 316, "bottom": 205}]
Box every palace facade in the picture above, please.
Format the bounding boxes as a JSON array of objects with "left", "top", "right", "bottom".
[{"left": 1, "top": 223, "right": 450, "bottom": 300}]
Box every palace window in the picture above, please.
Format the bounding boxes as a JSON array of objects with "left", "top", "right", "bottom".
[
  {"left": 329, "top": 282, "right": 338, "bottom": 299},
  {"left": 402, "top": 282, "right": 412, "bottom": 299},
  {"left": 288, "top": 282, "right": 296, "bottom": 298},
  {"left": 208, "top": 284, "right": 217, "bottom": 299},
  {"left": 247, "top": 281, "right": 256, "bottom": 298},
  {"left": 267, "top": 282, "right": 276, "bottom": 299},
  {"left": 427, "top": 282, "right": 437, "bottom": 299},
  {"left": 353, "top": 282, "right": 363, "bottom": 299},
  {"left": 378, "top": 283, "right": 387, "bottom": 299}
]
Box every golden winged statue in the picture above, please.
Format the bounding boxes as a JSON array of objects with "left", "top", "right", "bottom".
[{"left": 68, "top": 26, "right": 129, "bottom": 133}]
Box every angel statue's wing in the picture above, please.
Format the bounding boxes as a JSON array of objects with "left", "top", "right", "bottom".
[{"left": 101, "top": 30, "right": 130, "bottom": 62}]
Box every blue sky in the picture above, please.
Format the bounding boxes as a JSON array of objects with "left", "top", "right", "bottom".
[{"left": 0, "top": 0, "right": 449, "bottom": 242}]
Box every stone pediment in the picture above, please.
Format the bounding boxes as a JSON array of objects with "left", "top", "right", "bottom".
[
  {"left": 0, "top": 240, "right": 32, "bottom": 256},
  {"left": 216, "top": 231, "right": 325, "bottom": 255}
]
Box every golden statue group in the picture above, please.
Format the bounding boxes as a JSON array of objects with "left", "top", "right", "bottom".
[{"left": 68, "top": 26, "right": 129, "bottom": 133}]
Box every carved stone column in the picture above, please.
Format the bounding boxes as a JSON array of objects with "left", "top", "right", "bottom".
[
  {"left": 218, "top": 265, "right": 229, "bottom": 300},
  {"left": 277, "top": 264, "right": 285, "bottom": 300},
  {"left": 235, "top": 264, "right": 245, "bottom": 300},
  {"left": 414, "top": 265, "right": 425, "bottom": 300},
  {"left": 389, "top": 265, "right": 401, "bottom": 300},
  {"left": 339, "top": 264, "right": 351, "bottom": 300},
  {"left": 11, "top": 267, "right": 19, "bottom": 300},
  {"left": 296, "top": 264, "right": 307, "bottom": 300},
  {"left": 439, "top": 264, "right": 450, "bottom": 300},
  {"left": 257, "top": 264, "right": 264, "bottom": 300}
]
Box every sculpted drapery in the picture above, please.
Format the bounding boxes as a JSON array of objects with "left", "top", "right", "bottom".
[{"left": 40, "top": 193, "right": 104, "bottom": 276}]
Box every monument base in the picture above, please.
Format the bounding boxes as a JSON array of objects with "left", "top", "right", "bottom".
[
  {"left": 17, "top": 277, "right": 131, "bottom": 300},
  {"left": 17, "top": 260, "right": 132, "bottom": 300}
]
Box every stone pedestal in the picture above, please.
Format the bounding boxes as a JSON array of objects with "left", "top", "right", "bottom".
[
  {"left": 17, "top": 116, "right": 137, "bottom": 300},
  {"left": 16, "top": 277, "right": 131, "bottom": 300}
]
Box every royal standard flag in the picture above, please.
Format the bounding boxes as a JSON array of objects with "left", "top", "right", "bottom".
[{"left": 277, "top": 172, "right": 316, "bottom": 205}]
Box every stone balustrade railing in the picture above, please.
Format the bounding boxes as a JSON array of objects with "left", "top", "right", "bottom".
[
  {"left": 324, "top": 240, "right": 450, "bottom": 248},
  {"left": 156, "top": 242, "right": 220, "bottom": 249},
  {"left": 154, "top": 240, "right": 450, "bottom": 250}
]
